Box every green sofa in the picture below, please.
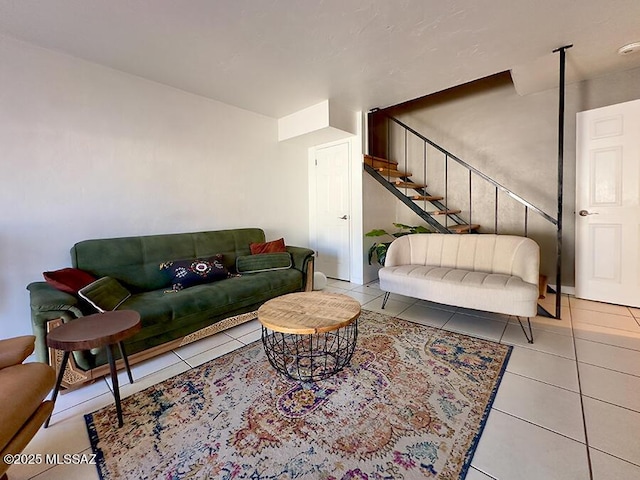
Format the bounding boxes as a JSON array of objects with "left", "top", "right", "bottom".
[{"left": 27, "top": 228, "right": 314, "bottom": 388}]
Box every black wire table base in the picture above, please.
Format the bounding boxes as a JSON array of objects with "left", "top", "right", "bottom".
[{"left": 261, "top": 319, "right": 358, "bottom": 382}]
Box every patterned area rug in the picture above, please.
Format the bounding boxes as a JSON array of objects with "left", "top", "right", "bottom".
[{"left": 85, "top": 310, "right": 511, "bottom": 479}]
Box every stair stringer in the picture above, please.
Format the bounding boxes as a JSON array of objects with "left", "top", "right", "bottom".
[{"left": 365, "top": 164, "right": 451, "bottom": 233}]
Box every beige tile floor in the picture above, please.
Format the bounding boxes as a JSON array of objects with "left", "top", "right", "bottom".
[{"left": 8, "top": 279, "right": 640, "bottom": 479}]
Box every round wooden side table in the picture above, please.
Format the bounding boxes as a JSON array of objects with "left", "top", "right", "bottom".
[
  {"left": 44, "top": 310, "right": 141, "bottom": 428},
  {"left": 258, "top": 292, "right": 361, "bottom": 382}
]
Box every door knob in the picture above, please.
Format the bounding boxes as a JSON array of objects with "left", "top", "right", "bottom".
[
  {"left": 338, "top": 215, "right": 348, "bottom": 220},
  {"left": 579, "top": 210, "right": 598, "bottom": 216}
]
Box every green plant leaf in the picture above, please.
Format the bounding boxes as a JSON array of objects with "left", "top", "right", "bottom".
[
  {"left": 411, "top": 225, "right": 432, "bottom": 234},
  {"left": 366, "top": 224, "right": 431, "bottom": 264},
  {"left": 375, "top": 243, "right": 389, "bottom": 266},
  {"left": 365, "top": 229, "right": 390, "bottom": 237},
  {"left": 391, "top": 222, "right": 432, "bottom": 235},
  {"left": 367, "top": 241, "right": 393, "bottom": 265},
  {"left": 393, "top": 222, "right": 413, "bottom": 230},
  {"left": 367, "top": 243, "right": 377, "bottom": 265}
]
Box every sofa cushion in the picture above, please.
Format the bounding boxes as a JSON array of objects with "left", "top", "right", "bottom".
[
  {"left": 250, "top": 237, "right": 286, "bottom": 254},
  {"left": 385, "top": 234, "right": 540, "bottom": 286},
  {"left": 169, "top": 269, "right": 302, "bottom": 320},
  {"left": 78, "top": 277, "right": 132, "bottom": 313},
  {"left": 379, "top": 265, "right": 538, "bottom": 317},
  {"left": 109, "top": 269, "right": 303, "bottom": 357},
  {"left": 160, "top": 255, "right": 230, "bottom": 292},
  {"left": 43, "top": 268, "right": 96, "bottom": 295},
  {"left": 236, "top": 252, "right": 292, "bottom": 273}
]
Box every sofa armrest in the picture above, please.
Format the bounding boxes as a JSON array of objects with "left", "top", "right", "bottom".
[
  {"left": 286, "top": 246, "right": 314, "bottom": 273},
  {"left": 286, "top": 246, "right": 315, "bottom": 291},
  {"left": 27, "top": 282, "right": 82, "bottom": 314},
  {"left": 26, "top": 282, "right": 84, "bottom": 363}
]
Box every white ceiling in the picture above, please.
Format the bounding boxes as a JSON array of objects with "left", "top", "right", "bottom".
[{"left": 1, "top": 0, "right": 640, "bottom": 118}]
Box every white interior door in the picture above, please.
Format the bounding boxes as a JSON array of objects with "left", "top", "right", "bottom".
[
  {"left": 575, "top": 99, "right": 640, "bottom": 307},
  {"left": 315, "top": 142, "right": 351, "bottom": 280}
]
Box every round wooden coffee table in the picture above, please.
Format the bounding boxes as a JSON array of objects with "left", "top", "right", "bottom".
[
  {"left": 44, "top": 310, "right": 141, "bottom": 428},
  {"left": 258, "top": 292, "right": 361, "bottom": 381}
]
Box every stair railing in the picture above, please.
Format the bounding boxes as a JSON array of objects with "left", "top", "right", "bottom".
[
  {"left": 385, "top": 115, "right": 557, "bottom": 229},
  {"left": 367, "top": 112, "right": 561, "bottom": 318}
]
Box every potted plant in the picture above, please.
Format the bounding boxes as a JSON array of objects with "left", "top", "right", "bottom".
[{"left": 365, "top": 223, "right": 431, "bottom": 265}]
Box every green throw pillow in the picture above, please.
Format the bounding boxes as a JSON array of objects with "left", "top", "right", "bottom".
[
  {"left": 78, "top": 276, "right": 131, "bottom": 313},
  {"left": 235, "top": 252, "right": 292, "bottom": 274}
]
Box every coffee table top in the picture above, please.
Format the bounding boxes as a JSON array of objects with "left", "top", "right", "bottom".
[
  {"left": 258, "top": 292, "right": 361, "bottom": 334},
  {"left": 46, "top": 310, "right": 141, "bottom": 351}
]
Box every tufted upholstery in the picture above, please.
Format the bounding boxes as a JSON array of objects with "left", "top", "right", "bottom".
[{"left": 379, "top": 234, "right": 540, "bottom": 318}]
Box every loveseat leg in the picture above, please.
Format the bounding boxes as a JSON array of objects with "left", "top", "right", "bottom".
[
  {"left": 517, "top": 317, "right": 534, "bottom": 344},
  {"left": 381, "top": 292, "right": 390, "bottom": 309}
]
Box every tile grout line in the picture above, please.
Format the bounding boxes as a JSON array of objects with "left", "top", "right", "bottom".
[
  {"left": 501, "top": 344, "right": 576, "bottom": 361},
  {"left": 505, "top": 370, "right": 581, "bottom": 395},
  {"left": 49, "top": 388, "right": 115, "bottom": 418},
  {"left": 576, "top": 358, "right": 640, "bottom": 380},
  {"left": 570, "top": 302, "right": 595, "bottom": 480},
  {"left": 580, "top": 392, "right": 640, "bottom": 416},
  {"left": 490, "top": 407, "right": 587, "bottom": 445},
  {"left": 589, "top": 446, "right": 640, "bottom": 470},
  {"left": 574, "top": 334, "right": 640, "bottom": 355},
  {"left": 573, "top": 322, "right": 640, "bottom": 338},
  {"left": 571, "top": 307, "right": 636, "bottom": 319},
  {"left": 468, "top": 466, "right": 499, "bottom": 480}
]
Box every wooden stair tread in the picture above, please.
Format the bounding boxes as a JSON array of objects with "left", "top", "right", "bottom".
[
  {"left": 428, "top": 209, "right": 461, "bottom": 215},
  {"left": 364, "top": 154, "right": 398, "bottom": 169},
  {"left": 377, "top": 168, "right": 411, "bottom": 178},
  {"left": 449, "top": 224, "right": 480, "bottom": 233},
  {"left": 412, "top": 195, "right": 443, "bottom": 201},
  {"left": 394, "top": 181, "right": 426, "bottom": 189}
]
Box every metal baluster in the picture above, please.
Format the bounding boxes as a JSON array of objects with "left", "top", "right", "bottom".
[
  {"left": 423, "top": 140, "right": 427, "bottom": 211},
  {"left": 444, "top": 154, "right": 449, "bottom": 230},
  {"left": 524, "top": 206, "right": 529, "bottom": 237},
  {"left": 404, "top": 128, "right": 408, "bottom": 191},
  {"left": 386, "top": 117, "right": 390, "bottom": 165},
  {"left": 495, "top": 187, "right": 499, "bottom": 233},
  {"left": 469, "top": 170, "right": 472, "bottom": 233},
  {"left": 383, "top": 116, "right": 556, "bottom": 223},
  {"left": 368, "top": 113, "right": 562, "bottom": 317}
]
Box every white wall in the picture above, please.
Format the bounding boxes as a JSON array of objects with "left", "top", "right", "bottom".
[
  {"left": 362, "top": 173, "right": 398, "bottom": 284},
  {"left": 0, "top": 36, "right": 310, "bottom": 339}
]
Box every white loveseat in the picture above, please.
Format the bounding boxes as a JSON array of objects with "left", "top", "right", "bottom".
[{"left": 379, "top": 234, "right": 540, "bottom": 343}]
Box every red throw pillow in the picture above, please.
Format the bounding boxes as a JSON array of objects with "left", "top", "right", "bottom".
[
  {"left": 249, "top": 238, "right": 287, "bottom": 255},
  {"left": 43, "top": 268, "right": 96, "bottom": 295}
]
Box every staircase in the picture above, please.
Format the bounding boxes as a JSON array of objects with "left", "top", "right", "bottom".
[
  {"left": 365, "top": 113, "right": 560, "bottom": 317},
  {"left": 364, "top": 155, "right": 479, "bottom": 234},
  {"left": 365, "top": 114, "right": 557, "bottom": 236}
]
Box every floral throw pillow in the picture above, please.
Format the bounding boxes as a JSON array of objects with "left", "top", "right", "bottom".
[{"left": 160, "top": 254, "right": 229, "bottom": 292}]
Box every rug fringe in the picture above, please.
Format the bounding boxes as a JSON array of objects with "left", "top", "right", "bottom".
[{"left": 84, "top": 413, "right": 107, "bottom": 480}]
